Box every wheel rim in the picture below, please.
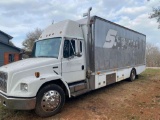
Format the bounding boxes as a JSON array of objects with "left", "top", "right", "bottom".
[
  {"left": 132, "top": 70, "right": 135, "bottom": 80},
  {"left": 41, "top": 90, "right": 61, "bottom": 112}
]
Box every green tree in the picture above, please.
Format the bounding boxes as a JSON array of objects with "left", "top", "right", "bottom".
[{"left": 22, "top": 28, "right": 42, "bottom": 51}]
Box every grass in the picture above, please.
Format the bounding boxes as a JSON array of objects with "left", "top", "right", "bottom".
[
  {"left": 0, "top": 105, "right": 36, "bottom": 120},
  {"left": 0, "top": 105, "right": 14, "bottom": 120},
  {"left": 142, "top": 68, "right": 160, "bottom": 75},
  {"left": 139, "top": 68, "right": 160, "bottom": 80}
]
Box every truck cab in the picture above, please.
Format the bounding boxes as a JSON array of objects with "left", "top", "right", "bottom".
[
  {"left": 0, "top": 20, "right": 88, "bottom": 117},
  {"left": 33, "top": 20, "right": 86, "bottom": 83}
]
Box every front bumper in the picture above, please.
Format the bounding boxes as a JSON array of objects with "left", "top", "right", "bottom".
[{"left": 0, "top": 92, "right": 36, "bottom": 110}]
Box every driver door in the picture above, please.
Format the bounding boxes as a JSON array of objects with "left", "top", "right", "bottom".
[{"left": 62, "top": 38, "right": 85, "bottom": 83}]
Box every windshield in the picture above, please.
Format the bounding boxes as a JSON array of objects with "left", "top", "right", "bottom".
[{"left": 32, "top": 37, "right": 61, "bottom": 58}]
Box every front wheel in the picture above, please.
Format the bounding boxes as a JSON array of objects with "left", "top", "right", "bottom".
[{"left": 35, "top": 84, "right": 65, "bottom": 117}]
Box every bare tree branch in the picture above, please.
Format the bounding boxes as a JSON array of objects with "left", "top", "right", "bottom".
[
  {"left": 22, "top": 28, "right": 42, "bottom": 51},
  {"left": 149, "top": 1, "right": 160, "bottom": 29},
  {"left": 146, "top": 42, "right": 160, "bottom": 67}
]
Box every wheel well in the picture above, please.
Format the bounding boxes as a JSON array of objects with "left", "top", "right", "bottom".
[{"left": 37, "top": 79, "right": 69, "bottom": 97}]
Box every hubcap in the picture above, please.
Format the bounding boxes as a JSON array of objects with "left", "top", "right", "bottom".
[{"left": 41, "top": 90, "right": 61, "bottom": 112}]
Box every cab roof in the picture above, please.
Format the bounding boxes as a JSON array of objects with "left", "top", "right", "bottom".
[{"left": 39, "top": 20, "right": 84, "bottom": 40}]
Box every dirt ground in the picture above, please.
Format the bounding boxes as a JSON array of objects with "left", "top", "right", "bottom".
[{"left": 1, "top": 68, "right": 160, "bottom": 120}]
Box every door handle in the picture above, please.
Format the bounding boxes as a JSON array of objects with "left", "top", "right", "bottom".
[{"left": 82, "top": 65, "right": 84, "bottom": 70}]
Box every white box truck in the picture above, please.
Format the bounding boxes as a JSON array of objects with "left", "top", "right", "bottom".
[{"left": 0, "top": 8, "right": 146, "bottom": 117}]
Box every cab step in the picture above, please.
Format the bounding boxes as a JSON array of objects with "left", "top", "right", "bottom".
[
  {"left": 71, "top": 88, "right": 90, "bottom": 97},
  {"left": 69, "top": 80, "right": 90, "bottom": 97}
]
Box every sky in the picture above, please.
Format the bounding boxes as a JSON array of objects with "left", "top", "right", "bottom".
[{"left": 0, "top": 0, "right": 160, "bottom": 48}]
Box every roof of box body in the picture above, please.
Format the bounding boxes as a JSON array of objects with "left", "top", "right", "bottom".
[
  {"left": 77, "top": 16, "right": 146, "bottom": 36},
  {"left": 39, "top": 20, "right": 84, "bottom": 40}
]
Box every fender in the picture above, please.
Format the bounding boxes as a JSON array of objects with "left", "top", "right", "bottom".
[
  {"left": 53, "top": 77, "right": 71, "bottom": 98},
  {"left": 38, "top": 75, "right": 71, "bottom": 97},
  {"left": 9, "top": 73, "right": 71, "bottom": 98}
]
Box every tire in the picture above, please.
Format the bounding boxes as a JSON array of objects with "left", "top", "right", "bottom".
[
  {"left": 35, "top": 84, "right": 65, "bottom": 117},
  {"left": 129, "top": 69, "right": 136, "bottom": 82}
]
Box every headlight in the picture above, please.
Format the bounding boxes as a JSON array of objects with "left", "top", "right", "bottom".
[{"left": 20, "top": 83, "right": 28, "bottom": 91}]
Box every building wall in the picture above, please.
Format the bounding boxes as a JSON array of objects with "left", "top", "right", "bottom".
[
  {"left": 0, "top": 43, "right": 20, "bottom": 66},
  {"left": 0, "top": 33, "right": 9, "bottom": 44}
]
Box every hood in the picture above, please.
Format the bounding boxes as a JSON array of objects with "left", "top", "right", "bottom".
[{"left": 0, "top": 58, "right": 58, "bottom": 72}]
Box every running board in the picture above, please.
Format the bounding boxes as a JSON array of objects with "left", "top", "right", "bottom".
[
  {"left": 69, "top": 80, "right": 90, "bottom": 97},
  {"left": 71, "top": 89, "right": 90, "bottom": 97}
]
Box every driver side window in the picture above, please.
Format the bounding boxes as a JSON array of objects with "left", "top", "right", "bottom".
[{"left": 63, "top": 39, "right": 75, "bottom": 58}]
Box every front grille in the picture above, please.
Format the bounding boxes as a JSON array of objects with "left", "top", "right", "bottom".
[{"left": 0, "top": 72, "right": 7, "bottom": 93}]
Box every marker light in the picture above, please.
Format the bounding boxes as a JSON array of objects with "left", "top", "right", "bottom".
[
  {"left": 35, "top": 72, "right": 40, "bottom": 78},
  {"left": 97, "top": 72, "right": 100, "bottom": 75}
]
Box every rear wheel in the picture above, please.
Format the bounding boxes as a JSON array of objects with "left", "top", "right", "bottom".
[
  {"left": 35, "top": 84, "right": 65, "bottom": 117},
  {"left": 129, "top": 69, "right": 136, "bottom": 82}
]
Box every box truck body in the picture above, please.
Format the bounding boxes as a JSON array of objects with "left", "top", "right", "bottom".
[
  {"left": 78, "top": 16, "right": 146, "bottom": 90},
  {"left": 0, "top": 15, "right": 146, "bottom": 117}
]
